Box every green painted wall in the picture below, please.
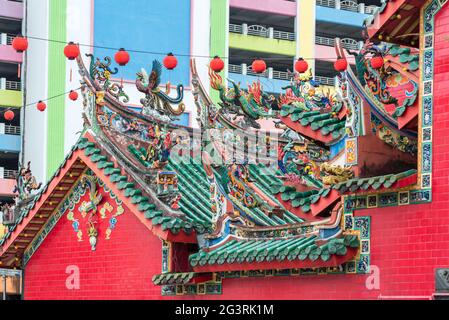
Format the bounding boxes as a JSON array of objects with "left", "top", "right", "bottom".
[
  {"left": 47, "top": 0, "right": 67, "bottom": 177},
  {"left": 210, "top": 0, "right": 228, "bottom": 103},
  {"left": 0, "top": 90, "right": 22, "bottom": 107},
  {"left": 229, "top": 33, "right": 296, "bottom": 56}
]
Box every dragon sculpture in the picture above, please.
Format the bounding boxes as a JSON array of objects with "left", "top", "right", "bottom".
[
  {"left": 86, "top": 54, "right": 129, "bottom": 103},
  {"left": 209, "top": 67, "right": 274, "bottom": 129},
  {"left": 136, "top": 60, "right": 185, "bottom": 120},
  {"left": 280, "top": 70, "right": 335, "bottom": 110},
  {"left": 320, "top": 163, "right": 354, "bottom": 185},
  {"left": 13, "top": 162, "right": 42, "bottom": 201}
]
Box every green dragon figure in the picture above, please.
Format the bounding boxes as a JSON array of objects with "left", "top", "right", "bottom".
[{"left": 209, "top": 67, "right": 274, "bottom": 129}]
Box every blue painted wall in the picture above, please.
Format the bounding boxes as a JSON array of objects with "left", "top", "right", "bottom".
[
  {"left": 94, "top": 0, "right": 191, "bottom": 86},
  {"left": 0, "top": 134, "right": 21, "bottom": 153},
  {"left": 228, "top": 73, "right": 290, "bottom": 94},
  {"left": 316, "top": 6, "right": 368, "bottom": 27}
]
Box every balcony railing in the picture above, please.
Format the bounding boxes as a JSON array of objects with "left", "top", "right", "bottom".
[
  {"left": 5, "top": 124, "right": 21, "bottom": 135},
  {"left": 229, "top": 63, "right": 335, "bottom": 86},
  {"left": 5, "top": 80, "right": 21, "bottom": 91},
  {"left": 0, "top": 33, "right": 15, "bottom": 46},
  {"left": 316, "top": 0, "right": 378, "bottom": 14},
  {"left": 315, "top": 35, "right": 362, "bottom": 50},
  {"left": 229, "top": 23, "right": 295, "bottom": 41},
  {"left": 0, "top": 78, "right": 21, "bottom": 91},
  {"left": 3, "top": 169, "right": 18, "bottom": 179},
  {"left": 229, "top": 63, "right": 290, "bottom": 81},
  {"left": 315, "top": 75, "right": 335, "bottom": 86},
  {"left": 0, "top": 122, "right": 21, "bottom": 135}
]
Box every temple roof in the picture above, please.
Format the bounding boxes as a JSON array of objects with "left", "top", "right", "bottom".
[
  {"left": 279, "top": 103, "right": 346, "bottom": 145},
  {"left": 332, "top": 169, "right": 417, "bottom": 194},
  {"left": 189, "top": 234, "right": 360, "bottom": 273},
  {"left": 365, "top": 0, "right": 423, "bottom": 47}
]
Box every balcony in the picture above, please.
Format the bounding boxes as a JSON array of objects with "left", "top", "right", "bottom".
[
  {"left": 0, "top": 33, "right": 22, "bottom": 64},
  {"left": 0, "top": 167, "right": 17, "bottom": 197},
  {"left": 228, "top": 63, "right": 336, "bottom": 93},
  {"left": 230, "top": 23, "right": 295, "bottom": 41},
  {"left": 316, "top": 0, "right": 378, "bottom": 14},
  {"left": 229, "top": 0, "right": 297, "bottom": 17},
  {"left": 0, "top": 0, "right": 23, "bottom": 20},
  {"left": 229, "top": 24, "right": 296, "bottom": 56},
  {"left": 0, "top": 123, "right": 21, "bottom": 153},
  {"left": 0, "top": 78, "right": 22, "bottom": 107},
  {"left": 316, "top": 0, "right": 375, "bottom": 28},
  {"left": 315, "top": 35, "right": 362, "bottom": 51}
]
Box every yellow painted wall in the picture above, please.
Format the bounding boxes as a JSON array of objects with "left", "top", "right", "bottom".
[
  {"left": 0, "top": 90, "right": 22, "bottom": 107},
  {"left": 297, "top": 0, "right": 316, "bottom": 74},
  {"left": 229, "top": 33, "right": 296, "bottom": 56}
]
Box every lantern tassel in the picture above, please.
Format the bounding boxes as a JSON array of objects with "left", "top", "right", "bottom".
[
  {"left": 70, "top": 68, "right": 73, "bottom": 82},
  {"left": 17, "top": 64, "right": 21, "bottom": 79}
]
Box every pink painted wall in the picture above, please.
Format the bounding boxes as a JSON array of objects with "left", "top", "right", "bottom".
[
  {"left": 230, "top": 0, "right": 296, "bottom": 17},
  {"left": 0, "top": 44, "right": 22, "bottom": 63},
  {"left": 0, "top": 179, "right": 16, "bottom": 197},
  {"left": 0, "top": 0, "right": 23, "bottom": 20},
  {"left": 316, "top": 45, "right": 356, "bottom": 64}
]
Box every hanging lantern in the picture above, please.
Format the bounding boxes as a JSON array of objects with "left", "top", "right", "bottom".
[
  {"left": 370, "top": 55, "right": 384, "bottom": 70},
  {"left": 210, "top": 56, "right": 224, "bottom": 72},
  {"left": 37, "top": 101, "right": 47, "bottom": 112},
  {"left": 334, "top": 57, "right": 348, "bottom": 72},
  {"left": 252, "top": 59, "right": 267, "bottom": 74},
  {"left": 114, "top": 48, "right": 130, "bottom": 66},
  {"left": 12, "top": 36, "right": 28, "bottom": 53},
  {"left": 69, "top": 90, "right": 78, "bottom": 101},
  {"left": 4, "top": 110, "right": 14, "bottom": 121},
  {"left": 163, "top": 53, "right": 178, "bottom": 70},
  {"left": 295, "top": 58, "right": 308, "bottom": 73},
  {"left": 64, "top": 42, "right": 80, "bottom": 60}
]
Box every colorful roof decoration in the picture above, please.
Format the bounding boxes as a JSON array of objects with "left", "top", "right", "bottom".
[{"left": 0, "top": 31, "right": 423, "bottom": 294}]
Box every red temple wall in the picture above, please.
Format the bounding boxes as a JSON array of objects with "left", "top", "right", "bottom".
[{"left": 24, "top": 188, "right": 164, "bottom": 300}]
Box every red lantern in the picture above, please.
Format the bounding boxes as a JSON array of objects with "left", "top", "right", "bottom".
[
  {"left": 210, "top": 56, "right": 224, "bottom": 72},
  {"left": 64, "top": 42, "right": 80, "bottom": 60},
  {"left": 334, "top": 57, "right": 348, "bottom": 72},
  {"left": 163, "top": 53, "right": 178, "bottom": 70},
  {"left": 12, "top": 36, "right": 28, "bottom": 53},
  {"left": 4, "top": 110, "right": 14, "bottom": 121},
  {"left": 114, "top": 48, "right": 130, "bottom": 66},
  {"left": 37, "top": 101, "right": 47, "bottom": 112},
  {"left": 370, "top": 56, "right": 384, "bottom": 70},
  {"left": 295, "top": 58, "right": 308, "bottom": 73},
  {"left": 252, "top": 59, "right": 267, "bottom": 74},
  {"left": 69, "top": 90, "right": 78, "bottom": 101}
]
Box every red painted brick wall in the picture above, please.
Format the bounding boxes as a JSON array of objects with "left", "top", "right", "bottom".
[
  {"left": 23, "top": 5, "right": 449, "bottom": 300},
  {"left": 24, "top": 187, "right": 164, "bottom": 300}
]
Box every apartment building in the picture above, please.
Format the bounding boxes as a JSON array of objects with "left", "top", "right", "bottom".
[{"left": 0, "top": 0, "right": 23, "bottom": 203}]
